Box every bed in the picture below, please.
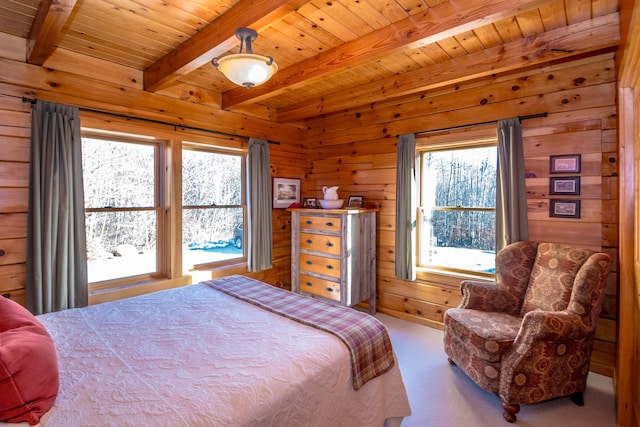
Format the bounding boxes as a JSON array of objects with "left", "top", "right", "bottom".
[{"left": 1, "top": 275, "right": 411, "bottom": 426}]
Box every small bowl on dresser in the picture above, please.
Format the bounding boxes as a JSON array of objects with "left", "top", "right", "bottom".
[{"left": 319, "top": 199, "right": 344, "bottom": 209}]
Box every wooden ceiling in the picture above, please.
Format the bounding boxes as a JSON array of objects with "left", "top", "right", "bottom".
[{"left": 0, "top": 0, "right": 620, "bottom": 124}]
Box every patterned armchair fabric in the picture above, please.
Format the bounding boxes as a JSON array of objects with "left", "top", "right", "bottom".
[{"left": 443, "top": 241, "right": 612, "bottom": 423}]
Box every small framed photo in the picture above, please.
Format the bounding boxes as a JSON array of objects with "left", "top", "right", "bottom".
[
  {"left": 347, "top": 195, "right": 364, "bottom": 208},
  {"left": 303, "top": 197, "right": 318, "bottom": 208},
  {"left": 549, "top": 199, "right": 581, "bottom": 219},
  {"left": 549, "top": 176, "right": 580, "bottom": 195},
  {"left": 550, "top": 154, "right": 581, "bottom": 174},
  {"left": 273, "top": 178, "right": 301, "bottom": 208}
]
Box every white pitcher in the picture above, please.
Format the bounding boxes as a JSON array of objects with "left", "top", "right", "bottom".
[{"left": 322, "top": 186, "right": 339, "bottom": 200}]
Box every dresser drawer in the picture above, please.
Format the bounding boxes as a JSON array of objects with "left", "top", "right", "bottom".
[
  {"left": 299, "top": 274, "right": 340, "bottom": 301},
  {"left": 300, "top": 232, "right": 341, "bottom": 256},
  {"left": 300, "top": 215, "right": 341, "bottom": 233},
  {"left": 300, "top": 253, "right": 341, "bottom": 278}
]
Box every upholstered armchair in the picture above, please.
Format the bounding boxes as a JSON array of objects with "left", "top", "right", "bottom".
[{"left": 443, "top": 241, "right": 611, "bottom": 423}]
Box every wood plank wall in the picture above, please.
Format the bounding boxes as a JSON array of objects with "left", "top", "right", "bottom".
[
  {"left": 616, "top": 0, "right": 640, "bottom": 423},
  {"left": 0, "top": 57, "right": 310, "bottom": 306},
  {"left": 0, "top": 95, "right": 29, "bottom": 305},
  {"left": 304, "top": 52, "right": 618, "bottom": 376},
  {"left": 0, "top": 50, "right": 619, "bottom": 376}
]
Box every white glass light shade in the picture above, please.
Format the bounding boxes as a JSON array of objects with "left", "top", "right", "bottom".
[{"left": 215, "top": 54, "right": 278, "bottom": 88}]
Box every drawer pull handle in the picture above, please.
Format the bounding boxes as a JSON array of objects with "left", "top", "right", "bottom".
[
  {"left": 326, "top": 265, "right": 333, "bottom": 269},
  {"left": 305, "top": 281, "right": 313, "bottom": 287},
  {"left": 326, "top": 242, "right": 333, "bottom": 247},
  {"left": 305, "top": 260, "right": 313, "bottom": 265},
  {"left": 326, "top": 287, "right": 334, "bottom": 292},
  {"left": 305, "top": 220, "right": 313, "bottom": 225},
  {"left": 1, "top": 293, "right": 10, "bottom": 299},
  {"left": 306, "top": 239, "right": 313, "bottom": 244},
  {"left": 326, "top": 222, "right": 333, "bottom": 227}
]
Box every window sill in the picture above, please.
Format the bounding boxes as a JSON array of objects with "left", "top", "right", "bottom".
[
  {"left": 191, "top": 262, "right": 248, "bottom": 280},
  {"left": 416, "top": 268, "right": 494, "bottom": 288},
  {"left": 88, "top": 276, "right": 191, "bottom": 305}
]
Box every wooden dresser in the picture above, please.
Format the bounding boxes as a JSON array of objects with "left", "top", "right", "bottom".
[{"left": 289, "top": 208, "right": 377, "bottom": 313}]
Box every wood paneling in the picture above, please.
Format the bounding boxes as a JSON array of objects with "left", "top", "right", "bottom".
[
  {"left": 0, "top": 68, "right": 310, "bottom": 305},
  {"left": 617, "top": 0, "right": 640, "bottom": 418},
  {"left": 0, "top": 0, "right": 635, "bottom": 423},
  {"left": 305, "top": 53, "right": 619, "bottom": 375}
]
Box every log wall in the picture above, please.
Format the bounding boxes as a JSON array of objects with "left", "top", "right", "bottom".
[
  {"left": 304, "top": 53, "right": 619, "bottom": 376},
  {"left": 0, "top": 50, "right": 619, "bottom": 376},
  {"left": 0, "top": 57, "right": 310, "bottom": 306}
]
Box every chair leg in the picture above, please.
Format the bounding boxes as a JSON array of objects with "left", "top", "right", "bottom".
[
  {"left": 501, "top": 401, "right": 520, "bottom": 423},
  {"left": 570, "top": 392, "right": 584, "bottom": 406},
  {"left": 447, "top": 357, "right": 456, "bottom": 366}
]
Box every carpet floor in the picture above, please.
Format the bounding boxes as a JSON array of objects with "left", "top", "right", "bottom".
[{"left": 376, "top": 313, "right": 618, "bottom": 427}]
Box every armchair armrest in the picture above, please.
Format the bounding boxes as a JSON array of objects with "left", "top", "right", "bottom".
[
  {"left": 459, "top": 280, "right": 521, "bottom": 314},
  {"left": 516, "top": 310, "right": 591, "bottom": 342},
  {"left": 500, "top": 310, "right": 595, "bottom": 406}
]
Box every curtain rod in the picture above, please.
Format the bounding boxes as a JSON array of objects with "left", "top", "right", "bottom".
[
  {"left": 413, "top": 112, "right": 548, "bottom": 136},
  {"left": 21, "top": 96, "right": 280, "bottom": 145}
]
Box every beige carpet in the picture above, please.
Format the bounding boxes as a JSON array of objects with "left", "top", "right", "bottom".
[{"left": 376, "top": 313, "right": 618, "bottom": 427}]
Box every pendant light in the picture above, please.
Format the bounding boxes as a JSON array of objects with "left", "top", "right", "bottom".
[{"left": 212, "top": 28, "right": 278, "bottom": 89}]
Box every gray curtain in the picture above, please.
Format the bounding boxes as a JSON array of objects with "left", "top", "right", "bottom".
[
  {"left": 394, "top": 133, "right": 417, "bottom": 280},
  {"left": 247, "top": 138, "right": 272, "bottom": 271},
  {"left": 496, "top": 117, "right": 528, "bottom": 253},
  {"left": 26, "top": 100, "right": 88, "bottom": 314}
]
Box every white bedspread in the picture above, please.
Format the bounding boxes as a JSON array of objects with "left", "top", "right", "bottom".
[{"left": 13, "top": 282, "right": 411, "bottom": 426}]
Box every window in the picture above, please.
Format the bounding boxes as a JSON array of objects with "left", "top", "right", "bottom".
[
  {"left": 82, "top": 136, "right": 163, "bottom": 283},
  {"left": 418, "top": 143, "right": 496, "bottom": 275},
  {"left": 182, "top": 145, "right": 245, "bottom": 271},
  {"left": 81, "top": 125, "right": 249, "bottom": 294}
]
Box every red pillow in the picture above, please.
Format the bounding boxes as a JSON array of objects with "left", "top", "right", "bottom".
[{"left": 0, "top": 297, "right": 59, "bottom": 425}]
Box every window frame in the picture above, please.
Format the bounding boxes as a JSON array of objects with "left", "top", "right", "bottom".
[
  {"left": 416, "top": 135, "right": 497, "bottom": 280},
  {"left": 79, "top": 115, "right": 252, "bottom": 302},
  {"left": 82, "top": 131, "right": 171, "bottom": 290},
  {"left": 181, "top": 142, "right": 247, "bottom": 271}
]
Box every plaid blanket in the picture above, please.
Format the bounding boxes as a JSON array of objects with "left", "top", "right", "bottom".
[{"left": 204, "top": 275, "right": 395, "bottom": 390}]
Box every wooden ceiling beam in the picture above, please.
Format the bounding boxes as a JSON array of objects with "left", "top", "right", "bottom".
[
  {"left": 277, "top": 13, "right": 620, "bottom": 123},
  {"left": 144, "top": 0, "right": 312, "bottom": 92},
  {"left": 27, "top": 0, "right": 77, "bottom": 65},
  {"left": 221, "top": 0, "right": 554, "bottom": 109}
]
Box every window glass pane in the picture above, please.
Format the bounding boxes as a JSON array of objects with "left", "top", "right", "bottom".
[
  {"left": 182, "top": 147, "right": 245, "bottom": 272},
  {"left": 422, "top": 147, "right": 496, "bottom": 208},
  {"left": 86, "top": 211, "right": 157, "bottom": 282},
  {"left": 419, "top": 145, "right": 496, "bottom": 274},
  {"left": 421, "top": 210, "right": 496, "bottom": 273},
  {"left": 182, "top": 207, "right": 244, "bottom": 270},
  {"left": 182, "top": 150, "right": 242, "bottom": 206},
  {"left": 82, "top": 138, "right": 155, "bottom": 208}
]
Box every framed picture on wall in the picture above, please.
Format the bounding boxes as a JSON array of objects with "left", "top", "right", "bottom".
[
  {"left": 273, "top": 178, "right": 301, "bottom": 208},
  {"left": 549, "top": 176, "right": 580, "bottom": 195},
  {"left": 550, "top": 154, "right": 581, "bottom": 174},
  {"left": 549, "top": 199, "right": 581, "bottom": 219}
]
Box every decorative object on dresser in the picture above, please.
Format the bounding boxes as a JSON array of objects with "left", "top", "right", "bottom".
[
  {"left": 320, "top": 185, "right": 344, "bottom": 209},
  {"left": 289, "top": 207, "right": 378, "bottom": 314},
  {"left": 322, "top": 186, "right": 339, "bottom": 200},
  {"left": 303, "top": 197, "right": 318, "bottom": 208},
  {"left": 318, "top": 199, "right": 345, "bottom": 209},
  {"left": 348, "top": 195, "right": 364, "bottom": 208}
]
